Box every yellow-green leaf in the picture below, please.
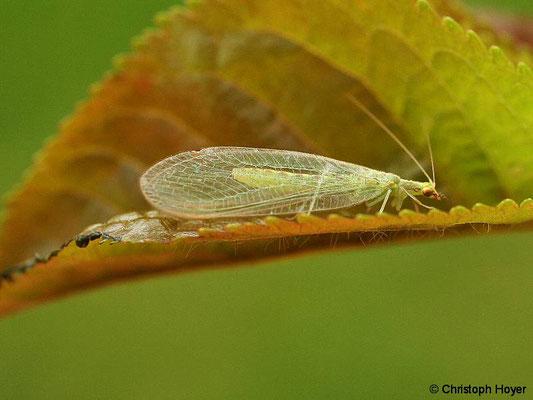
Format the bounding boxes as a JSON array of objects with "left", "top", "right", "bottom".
[{"left": 1, "top": 0, "right": 532, "bottom": 315}]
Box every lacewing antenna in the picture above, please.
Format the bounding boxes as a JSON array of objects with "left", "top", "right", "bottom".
[
  {"left": 425, "top": 129, "right": 436, "bottom": 185},
  {"left": 346, "top": 93, "right": 433, "bottom": 183}
]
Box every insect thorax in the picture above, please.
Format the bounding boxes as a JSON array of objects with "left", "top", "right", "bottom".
[{"left": 398, "top": 179, "right": 432, "bottom": 194}]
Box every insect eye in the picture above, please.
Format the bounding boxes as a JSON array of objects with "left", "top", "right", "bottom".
[{"left": 422, "top": 188, "right": 433, "bottom": 197}]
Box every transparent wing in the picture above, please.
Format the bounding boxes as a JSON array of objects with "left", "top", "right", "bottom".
[{"left": 140, "top": 147, "right": 390, "bottom": 218}]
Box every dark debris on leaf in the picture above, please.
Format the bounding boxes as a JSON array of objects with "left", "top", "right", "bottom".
[{"left": 1, "top": 231, "right": 121, "bottom": 283}]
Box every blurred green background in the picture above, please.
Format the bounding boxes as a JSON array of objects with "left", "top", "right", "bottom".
[{"left": 1, "top": 1, "right": 532, "bottom": 399}]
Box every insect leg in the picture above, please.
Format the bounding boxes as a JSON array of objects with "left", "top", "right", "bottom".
[
  {"left": 378, "top": 189, "right": 392, "bottom": 214},
  {"left": 401, "top": 188, "right": 434, "bottom": 210}
]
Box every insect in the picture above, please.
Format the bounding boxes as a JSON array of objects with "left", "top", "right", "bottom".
[{"left": 140, "top": 95, "right": 445, "bottom": 219}]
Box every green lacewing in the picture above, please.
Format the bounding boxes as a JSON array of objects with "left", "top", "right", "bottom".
[
  {"left": 140, "top": 96, "right": 444, "bottom": 219},
  {"left": 140, "top": 146, "right": 444, "bottom": 219}
]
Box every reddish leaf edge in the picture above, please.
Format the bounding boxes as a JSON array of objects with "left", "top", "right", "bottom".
[
  {"left": 2, "top": 198, "right": 532, "bottom": 280},
  {"left": 0, "top": 198, "right": 530, "bottom": 319}
]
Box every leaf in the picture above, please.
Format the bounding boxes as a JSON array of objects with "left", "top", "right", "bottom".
[
  {"left": 430, "top": 0, "right": 533, "bottom": 65},
  {"left": 1, "top": 198, "right": 532, "bottom": 315},
  {"left": 1, "top": 0, "right": 532, "bottom": 315}
]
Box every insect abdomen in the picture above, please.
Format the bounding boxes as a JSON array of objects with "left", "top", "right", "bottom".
[{"left": 232, "top": 167, "right": 315, "bottom": 191}]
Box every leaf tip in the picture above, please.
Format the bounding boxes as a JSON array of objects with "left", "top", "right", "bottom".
[
  {"left": 296, "top": 213, "right": 326, "bottom": 225},
  {"left": 326, "top": 213, "right": 347, "bottom": 221},
  {"left": 496, "top": 198, "right": 519, "bottom": 211},
  {"left": 197, "top": 227, "right": 222, "bottom": 237},
  {"left": 132, "top": 28, "right": 161, "bottom": 52},
  {"left": 449, "top": 205, "right": 471, "bottom": 217},
  {"left": 465, "top": 29, "right": 486, "bottom": 51},
  {"left": 442, "top": 16, "right": 463, "bottom": 35},
  {"left": 111, "top": 54, "right": 130, "bottom": 71},
  {"left": 223, "top": 223, "right": 244, "bottom": 232},
  {"left": 263, "top": 216, "right": 285, "bottom": 226},
  {"left": 489, "top": 46, "right": 512, "bottom": 68},
  {"left": 155, "top": 5, "right": 186, "bottom": 28},
  {"left": 88, "top": 81, "right": 105, "bottom": 97},
  {"left": 471, "top": 202, "right": 491, "bottom": 214},
  {"left": 427, "top": 208, "right": 447, "bottom": 218},
  {"left": 517, "top": 62, "right": 533, "bottom": 78},
  {"left": 519, "top": 198, "right": 533, "bottom": 209},
  {"left": 398, "top": 209, "right": 419, "bottom": 218},
  {"left": 415, "top": 0, "right": 431, "bottom": 12},
  {"left": 414, "top": 0, "right": 439, "bottom": 22}
]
